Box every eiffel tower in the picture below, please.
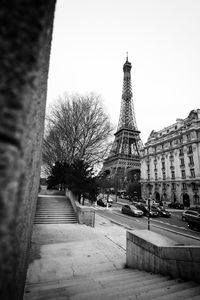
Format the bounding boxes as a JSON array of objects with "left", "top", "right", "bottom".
[{"left": 102, "top": 55, "right": 142, "bottom": 196}]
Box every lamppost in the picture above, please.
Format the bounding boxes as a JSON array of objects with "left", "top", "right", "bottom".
[{"left": 147, "top": 192, "right": 152, "bottom": 230}]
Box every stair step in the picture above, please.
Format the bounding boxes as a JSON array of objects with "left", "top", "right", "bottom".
[
  {"left": 190, "top": 294, "right": 200, "bottom": 300},
  {"left": 153, "top": 285, "right": 200, "bottom": 299},
  {"left": 34, "top": 196, "right": 77, "bottom": 225},
  {"left": 69, "top": 275, "right": 174, "bottom": 300},
  {"left": 34, "top": 220, "right": 77, "bottom": 224},
  {"left": 34, "top": 217, "right": 77, "bottom": 219},
  {"left": 24, "top": 273, "right": 165, "bottom": 300},
  {"left": 118, "top": 281, "right": 198, "bottom": 300},
  {"left": 24, "top": 268, "right": 200, "bottom": 300}
]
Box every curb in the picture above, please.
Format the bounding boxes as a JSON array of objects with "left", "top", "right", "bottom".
[{"left": 96, "top": 211, "right": 200, "bottom": 242}]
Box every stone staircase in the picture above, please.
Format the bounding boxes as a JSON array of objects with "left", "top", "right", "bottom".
[
  {"left": 34, "top": 195, "right": 77, "bottom": 224},
  {"left": 24, "top": 268, "right": 200, "bottom": 300}
]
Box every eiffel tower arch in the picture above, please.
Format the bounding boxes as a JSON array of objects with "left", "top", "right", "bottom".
[{"left": 102, "top": 56, "right": 142, "bottom": 198}]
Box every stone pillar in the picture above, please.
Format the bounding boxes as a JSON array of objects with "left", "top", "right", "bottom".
[{"left": 0, "top": 1, "right": 56, "bottom": 299}]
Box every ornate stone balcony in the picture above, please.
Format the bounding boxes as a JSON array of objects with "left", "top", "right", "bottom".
[
  {"left": 180, "top": 164, "right": 185, "bottom": 169},
  {"left": 188, "top": 163, "right": 194, "bottom": 168}
]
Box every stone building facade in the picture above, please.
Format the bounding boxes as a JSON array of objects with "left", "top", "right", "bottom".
[{"left": 140, "top": 109, "right": 200, "bottom": 207}]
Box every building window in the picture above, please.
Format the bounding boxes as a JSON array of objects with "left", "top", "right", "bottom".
[
  {"left": 161, "top": 156, "right": 165, "bottom": 161},
  {"left": 192, "top": 182, "right": 197, "bottom": 191},
  {"left": 179, "top": 148, "right": 184, "bottom": 156},
  {"left": 180, "top": 158, "right": 185, "bottom": 167},
  {"left": 188, "top": 145, "right": 193, "bottom": 154},
  {"left": 182, "top": 183, "right": 187, "bottom": 190},
  {"left": 147, "top": 164, "right": 150, "bottom": 171},
  {"left": 189, "top": 156, "right": 194, "bottom": 164},
  {"left": 179, "top": 137, "right": 183, "bottom": 144},
  {"left": 169, "top": 152, "right": 174, "bottom": 160},
  {"left": 155, "top": 173, "right": 158, "bottom": 180},
  {"left": 163, "top": 172, "right": 166, "bottom": 180},
  {"left": 190, "top": 169, "right": 195, "bottom": 178},
  {"left": 147, "top": 173, "right": 150, "bottom": 180},
  {"left": 181, "top": 170, "right": 186, "bottom": 179},
  {"left": 172, "top": 183, "right": 176, "bottom": 190},
  {"left": 162, "top": 162, "right": 165, "bottom": 169},
  {"left": 171, "top": 171, "right": 175, "bottom": 179},
  {"left": 187, "top": 133, "right": 191, "bottom": 141},
  {"left": 194, "top": 195, "right": 199, "bottom": 204}
]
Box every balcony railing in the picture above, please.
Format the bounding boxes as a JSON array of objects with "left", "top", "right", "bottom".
[
  {"left": 192, "top": 187, "right": 198, "bottom": 191},
  {"left": 187, "top": 150, "right": 193, "bottom": 155},
  {"left": 189, "top": 175, "right": 196, "bottom": 178},
  {"left": 188, "top": 163, "right": 194, "bottom": 168},
  {"left": 180, "top": 164, "right": 185, "bottom": 169},
  {"left": 182, "top": 186, "right": 187, "bottom": 191}
]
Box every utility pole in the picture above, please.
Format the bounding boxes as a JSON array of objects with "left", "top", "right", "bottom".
[{"left": 147, "top": 197, "right": 151, "bottom": 230}]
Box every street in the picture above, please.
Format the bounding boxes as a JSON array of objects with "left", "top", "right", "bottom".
[{"left": 93, "top": 199, "right": 200, "bottom": 246}]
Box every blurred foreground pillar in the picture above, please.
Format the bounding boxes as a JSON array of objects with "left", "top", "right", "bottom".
[{"left": 0, "top": 1, "right": 56, "bottom": 299}]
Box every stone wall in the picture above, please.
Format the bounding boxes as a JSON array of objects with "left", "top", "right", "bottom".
[
  {"left": 0, "top": 1, "right": 56, "bottom": 299},
  {"left": 66, "top": 190, "right": 96, "bottom": 227},
  {"left": 126, "top": 230, "right": 200, "bottom": 283}
]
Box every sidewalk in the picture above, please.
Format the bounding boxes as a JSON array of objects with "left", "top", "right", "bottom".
[
  {"left": 24, "top": 214, "right": 127, "bottom": 291},
  {"left": 24, "top": 197, "right": 200, "bottom": 299}
]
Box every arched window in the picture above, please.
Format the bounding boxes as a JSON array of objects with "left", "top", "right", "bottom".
[{"left": 193, "top": 194, "right": 200, "bottom": 205}]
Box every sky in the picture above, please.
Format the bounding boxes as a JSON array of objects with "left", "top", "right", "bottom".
[{"left": 47, "top": 0, "right": 200, "bottom": 144}]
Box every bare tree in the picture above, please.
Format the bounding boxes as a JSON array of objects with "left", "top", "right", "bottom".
[{"left": 43, "top": 93, "right": 113, "bottom": 175}]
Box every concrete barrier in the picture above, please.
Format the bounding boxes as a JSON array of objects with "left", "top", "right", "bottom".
[
  {"left": 66, "top": 189, "right": 95, "bottom": 227},
  {"left": 126, "top": 229, "right": 200, "bottom": 283}
]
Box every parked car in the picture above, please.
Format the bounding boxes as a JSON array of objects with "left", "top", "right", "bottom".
[
  {"left": 97, "top": 199, "right": 111, "bottom": 207},
  {"left": 151, "top": 206, "right": 171, "bottom": 218},
  {"left": 168, "top": 202, "right": 184, "bottom": 209},
  {"left": 187, "top": 213, "right": 200, "bottom": 231},
  {"left": 107, "top": 197, "right": 113, "bottom": 204},
  {"left": 181, "top": 210, "right": 200, "bottom": 221},
  {"left": 97, "top": 199, "right": 106, "bottom": 207},
  {"left": 188, "top": 206, "right": 200, "bottom": 213},
  {"left": 135, "top": 203, "right": 159, "bottom": 217},
  {"left": 121, "top": 205, "right": 143, "bottom": 217}
]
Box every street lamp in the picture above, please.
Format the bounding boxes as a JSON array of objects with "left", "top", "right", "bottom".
[{"left": 148, "top": 193, "right": 152, "bottom": 231}]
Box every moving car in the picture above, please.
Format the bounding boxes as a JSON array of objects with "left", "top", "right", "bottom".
[
  {"left": 168, "top": 202, "right": 184, "bottom": 209},
  {"left": 151, "top": 206, "right": 171, "bottom": 218},
  {"left": 135, "top": 203, "right": 159, "bottom": 217},
  {"left": 121, "top": 205, "right": 143, "bottom": 217},
  {"left": 181, "top": 210, "right": 200, "bottom": 222},
  {"left": 187, "top": 213, "right": 200, "bottom": 231}
]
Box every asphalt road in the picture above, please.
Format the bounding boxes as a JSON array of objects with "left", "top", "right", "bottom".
[{"left": 94, "top": 201, "right": 200, "bottom": 245}]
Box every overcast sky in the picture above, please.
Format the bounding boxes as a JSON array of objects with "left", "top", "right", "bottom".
[{"left": 47, "top": 0, "right": 200, "bottom": 144}]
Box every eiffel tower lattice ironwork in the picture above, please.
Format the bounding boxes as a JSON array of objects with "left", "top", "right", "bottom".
[{"left": 102, "top": 55, "right": 142, "bottom": 191}]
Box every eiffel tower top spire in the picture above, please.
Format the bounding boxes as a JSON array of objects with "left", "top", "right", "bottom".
[{"left": 117, "top": 55, "right": 138, "bottom": 132}]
